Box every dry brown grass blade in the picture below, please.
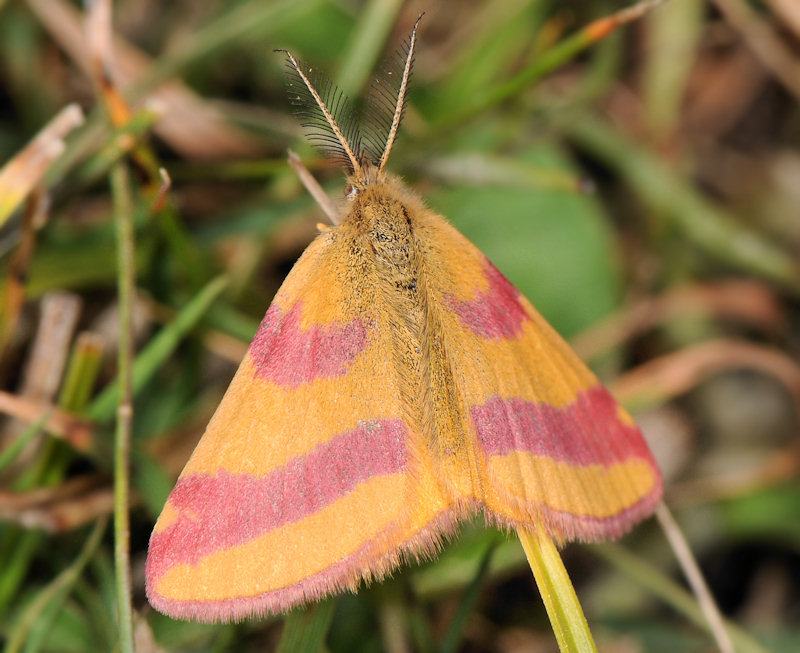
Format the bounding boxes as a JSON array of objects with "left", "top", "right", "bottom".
[
  {"left": 0, "top": 474, "right": 113, "bottom": 532},
  {"left": 766, "top": 0, "right": 800, "bottom": 38},
  {"left": 151, "top": 168, "right": 172, "bottom": 214},
  {"left": 202, "top": 328, "right": 250, "bottom": 364},
  {"left": 612, "top": 338, "right": 800, "bottom": 407},
  {"left": 656, "top": 503, "right": 735, "bottom": 653},
  {"left": 572, "top": 280, "right": 784, "bottom": 361},
  {"left": 0, "top": 104, "right": 83, "bottom": 226},
  {"left": 17, "top": 293, "right": 82, "bottom": 403},
  {"left": 288, "top": 150, "right": 339, "bottom": 224},
  {"left": 83, "top": 0, "right": 163, "bottom": 184},
  {"left": 133, "top": 619, "right": 169, "bottom": 653},
  {"left": 683, "top": 44, "right": 768, "bottom": 138},
  {"left": 1, "top": 292, "right": 84, "bottom": 464},
  {"left": 26, "top": 0, "right": 261, "bottom": 159},
  {"left": 0, "top": 390, "right": 93, "bottom": 450}
]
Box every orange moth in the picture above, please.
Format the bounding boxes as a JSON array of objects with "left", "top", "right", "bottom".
[{"left": 146, "top": 18, "right": 662, "bottom": 622}]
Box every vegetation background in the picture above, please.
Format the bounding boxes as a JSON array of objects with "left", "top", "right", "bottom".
[{"left": 1, "top": 0, "right": 799, "bottom": 651}]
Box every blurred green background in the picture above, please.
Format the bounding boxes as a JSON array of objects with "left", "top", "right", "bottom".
[{"left": 1, "top": 0, "right": 799, "bottom": 651}]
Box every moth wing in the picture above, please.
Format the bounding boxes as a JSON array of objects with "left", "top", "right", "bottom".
[
  {"left": 419, "top": 212, "right": 662, "bottom": 541},
  {"left": 146, "top": 232, "right": 454, "bottom": 622}
]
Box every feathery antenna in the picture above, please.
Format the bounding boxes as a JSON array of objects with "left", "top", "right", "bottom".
[
  {"left": 278, "top": 14, "right": 423, "bottom": 175},
  {"left": 279, "top": 50, "right": 363, "bottom": 174},
  {"left": 368, "top": 14, "right": 423, "bottom": 172}
]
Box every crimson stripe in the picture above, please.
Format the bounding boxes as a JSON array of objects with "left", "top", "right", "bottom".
[
  {"left": 447, "top": 260, "right": 529, "bottom": 339},
  {"left": 249, "top": 302, "right": 369, "bottom": 388},
  {"left": 146, "top": 507, "right": 460, "bottom": 622},
  {"left": 472, "top": 385, "right": 654, "bottom": 467},
  {"left": 146, "top": 419, "right": 408, "bottom": 584}
]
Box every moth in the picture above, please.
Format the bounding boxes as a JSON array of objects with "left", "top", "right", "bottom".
[{"left": 146, "top": 17, "right": 662, "bottom": 622}]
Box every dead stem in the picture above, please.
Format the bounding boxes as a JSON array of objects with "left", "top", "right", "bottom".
[{"left": 656, "top": 503, "right": 735, "bottom": 653}]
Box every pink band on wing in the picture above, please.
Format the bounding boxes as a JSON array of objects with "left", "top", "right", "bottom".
[
  {"left": 147, "top": 507, "right": 460, "bottom": 622},
  {"left": 249, "top": 302, "right": 369, "bottom": 388},
  {"left": 472, "top": 385, "right": 654, "bottom": 467},
  {"left": 447, "top": 260, "right": 529, "bottom": 339},
  {"left": 146, "top": 418, "right": 408, "bottom": 584}
]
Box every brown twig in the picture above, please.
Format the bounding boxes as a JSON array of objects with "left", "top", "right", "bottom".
[
  {"left": 2, "top": 293, "right": 83, "bottom": 465},
  {"left": 584, "top": 0, "right": 668, "bottom": 41}
]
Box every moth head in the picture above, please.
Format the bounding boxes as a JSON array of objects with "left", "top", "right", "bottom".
[{"left": 279, "top": 14, "right": 422, "bottom": 192}]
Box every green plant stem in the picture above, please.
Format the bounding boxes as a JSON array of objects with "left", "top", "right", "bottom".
[
  {"left": 518, "top": 528, "right": 598, "bottom": 653},
  {"left": 111, "top": 162, "right": 135, "bottom": 653},
  {"left": 436, "top": 27, "right": 588, "bottom": 128},
  {"left": 641, "top": 0, "right": 703, "bottom": 138}
]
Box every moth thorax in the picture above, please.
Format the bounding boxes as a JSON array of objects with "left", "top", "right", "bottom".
[{"left": 363, "top": 199, "right": 415, "bottom": 277}]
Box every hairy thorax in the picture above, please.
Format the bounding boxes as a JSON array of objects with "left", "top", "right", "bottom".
[
  {"left": 346, "top": 176, "right": 424, "bottom": 305},
  {"left": 341, "top": 176, "right": 479, "bottom": 493}
]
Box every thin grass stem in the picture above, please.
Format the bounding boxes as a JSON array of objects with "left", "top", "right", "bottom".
[
  {"left": 110, "top": 162, "right": 135, "bottom": 653},
  {"left": 592, "top": 543, "right": 769, "bottom": 653},
  {"left": 656, "top": 503, "right": 735, "bottom": 653}
]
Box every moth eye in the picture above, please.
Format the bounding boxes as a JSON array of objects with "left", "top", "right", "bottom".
[{"left": 345, "top": 185, "right": 358, "bottom": 200}]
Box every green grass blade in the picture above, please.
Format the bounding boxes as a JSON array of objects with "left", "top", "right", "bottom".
[
  {"left": 440, "top": 539, "right": 497, "bottom": 653},
  {"left": 335, "top": 0, "right": 405, "bottom": 97},
  {"left": 0, "top": 412, "right": 50, "bottom": 474},
  {"left": 87, "top": 275, "right": 228, "bottom": 422},
  {"left": 3, "top": 518, "right": 107, "bottom": 653},
  {"left": 276, "top": 599, "right": 336, "bottom": 653},
  {"left": 518, "top": 528, "right": 598, "bottom": 653}
]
